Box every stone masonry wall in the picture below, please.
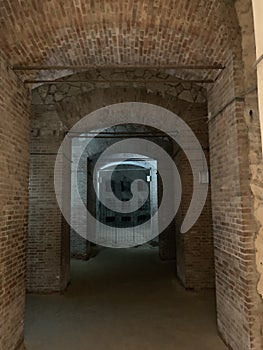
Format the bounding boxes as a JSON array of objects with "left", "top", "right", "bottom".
[{"left": 0, "top": 52, "right": 30, "bottom": 350}]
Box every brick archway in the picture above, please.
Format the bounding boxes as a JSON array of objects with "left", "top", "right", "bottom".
[
  {"left": 29, "top": 83, "right": 213, "bottom": 289},
  {"left": 0, "top": 1, "right": 263, "bottom": 350}
]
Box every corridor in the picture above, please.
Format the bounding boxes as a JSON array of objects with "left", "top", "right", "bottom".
[{"left": 25, "top": 247, "right": 226, "bottom": 350}]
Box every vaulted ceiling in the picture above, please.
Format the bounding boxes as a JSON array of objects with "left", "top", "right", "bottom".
[{"left": 0, "top": 0, "right": 240, "bottom": 82}]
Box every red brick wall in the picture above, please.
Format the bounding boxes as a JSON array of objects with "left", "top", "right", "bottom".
[
  {"left": 0, "top": 0, "right": 236, "bottom": 74},
  {"left": 0, "top": 2, "right": 261, "bottom": 349},
  {"left": 0, "top": 52, "right": 30, "bottom": 350},
  {"left": 177, "top": 143, "right": 214, "bottom": 289},
  {"left": 208, "top": 55, "right": 263, "bottom": 350},
  {"left": 27, "top": 102, "right": 70, "bottom": 293}
]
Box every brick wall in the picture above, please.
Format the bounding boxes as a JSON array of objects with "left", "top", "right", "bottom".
[
  {"left": 27, "top": 101, "right": 70, "bottom": 292},
  {"left": 173, "top": 103, "right": 214, "bottom": 289},
  {"left": 208, "top": 53, "right": 263, "bottom": 349},
  {"left": 0, "top": 1, "right": 262, "bottom": 349},
  {"left": 70, "top": 140, "right": 91, "bottom": 260},
  {"left": 176, "top": 135, "right": 213, "bottom": 289},
  {"left": 0, "top": 52, "right": 30, "bottom": 350},
  {"left": 236, "top": 2, "right": 263, "bottom": 349},
  {"left": 245, "top": 93, "right": 263, "bottom": 350},
  {"left": 70, "top": 231, "right": 90, "bottom": 260},
  {"left": 0, "top": 0, "right": 236, "bottom": 77}
]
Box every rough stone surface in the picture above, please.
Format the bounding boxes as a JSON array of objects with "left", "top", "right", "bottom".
[{"left": 31, "top": 69, "right": 207, "bottom": 105}]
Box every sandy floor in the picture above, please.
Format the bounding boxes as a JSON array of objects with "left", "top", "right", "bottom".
[{"left": 25, "top": 247, "right": 227, "bottom": 350}]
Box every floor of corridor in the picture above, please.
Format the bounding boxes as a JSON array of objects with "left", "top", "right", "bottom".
[{"left": 25, "top": 247, "right": 227, "bottom": 350}]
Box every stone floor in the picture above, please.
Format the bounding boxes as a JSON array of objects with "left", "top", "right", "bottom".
[{"left": 25, "top": 247, "right": 227, "bottom": 350}]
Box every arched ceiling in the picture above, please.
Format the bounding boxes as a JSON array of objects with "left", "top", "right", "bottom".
[
  {"left": 0, "top": 0, "right": 240, "bottom": 66},
  {"left": 0, "top": 0, "right": 240, "bottom": 82}
]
